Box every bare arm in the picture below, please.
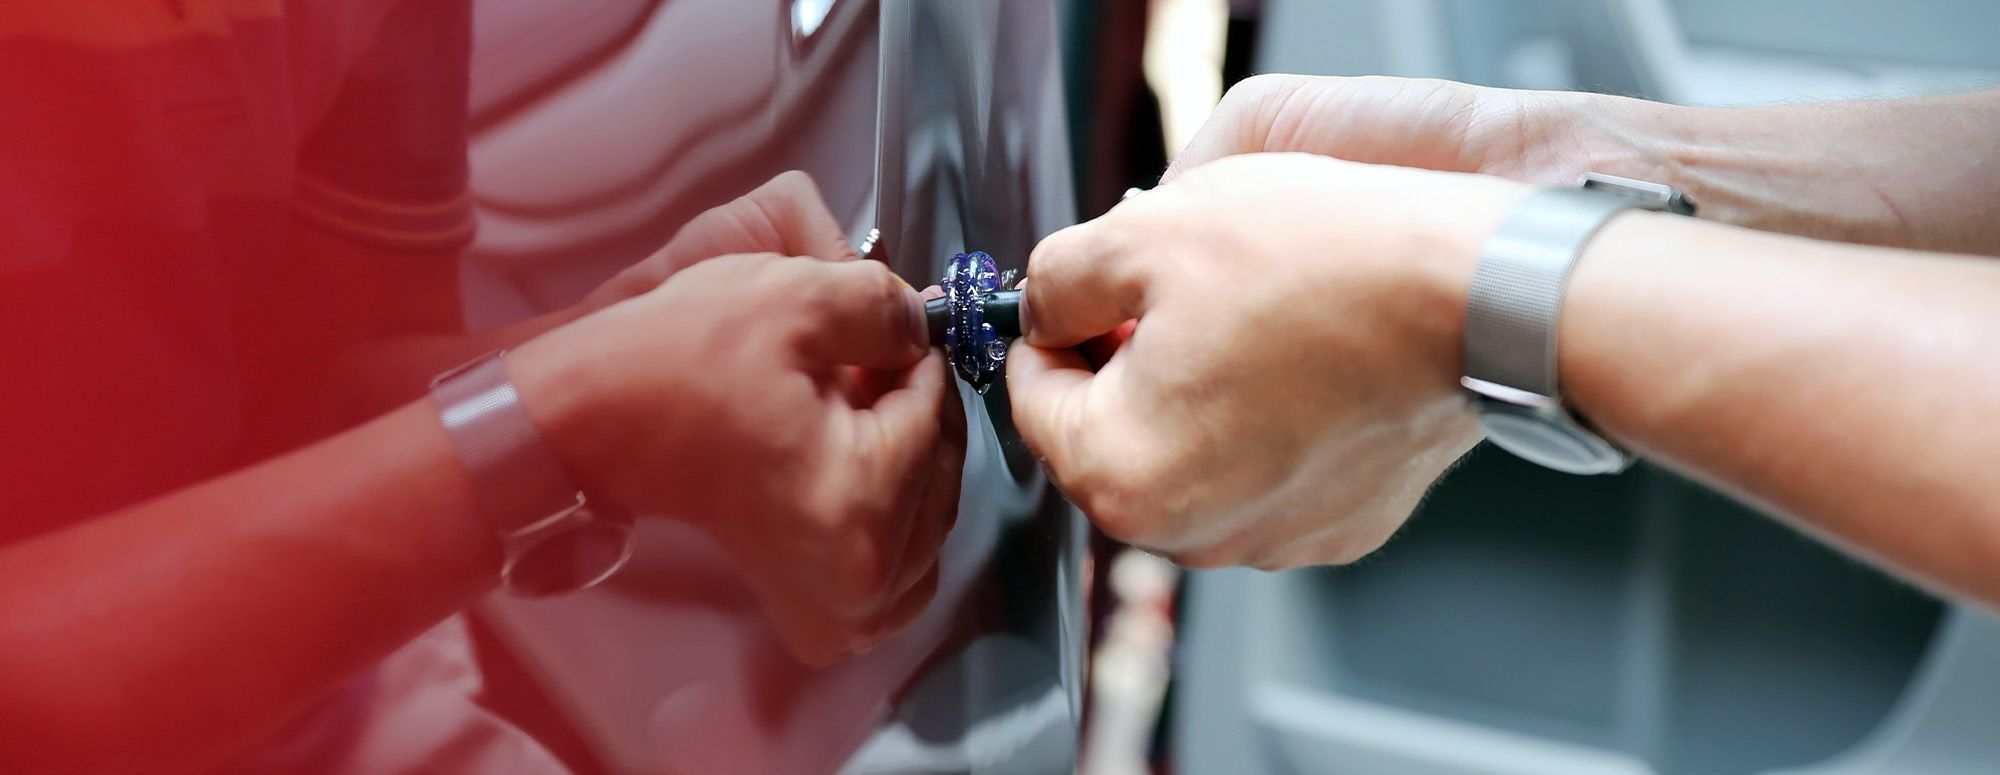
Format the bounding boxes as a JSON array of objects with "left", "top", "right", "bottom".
[
  {"left": 0, "top": 403, "right": 494, "bottom": 773},
  {"left": 0, "top": 252, "right": 952, "bottom": 773},
  {"left": 1574, "top": 87, "right": 2000, "bottom": 255},
  {"left": 1168, "top": 76, "right": 2000, "bottom": 255},
  {"left": 1010, "top": 153, "right": 2000, "bottom": 609},
  {"left": 1564, "top": 211, "right": 2000, "bottom": 602}
]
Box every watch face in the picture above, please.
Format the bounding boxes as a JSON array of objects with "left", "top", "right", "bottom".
[{"left": 1476, "top": 401, "right": 1630, "bottom": 476}]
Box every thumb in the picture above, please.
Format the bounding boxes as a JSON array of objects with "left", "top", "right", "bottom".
[
  {"left": 1005, "top": 340, "right": 1098, "bottom": 485},
  {"left": 1021, "top": 219, "right": 1150, "bottom": 349}
]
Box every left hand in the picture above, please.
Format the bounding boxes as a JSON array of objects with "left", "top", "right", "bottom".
[
  {"left": 1009, "top": 152, "right": 1527, "bottom": 570},
  {"left": 519, "top": 253, "right": 960, "bottom": 665}
]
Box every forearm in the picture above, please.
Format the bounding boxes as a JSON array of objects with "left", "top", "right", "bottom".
[
  {"left": 1560, "top": 212, "right": 2000, "bottom": 604},
  {"left": 1571, "top": 88, "right": 2000, "bottom": 255},
  {"left": 0, "top": 401, "right": 497, "bottom": 773},
  {"left": 331, "top": 309, "right": 580, "bottom": 421}
]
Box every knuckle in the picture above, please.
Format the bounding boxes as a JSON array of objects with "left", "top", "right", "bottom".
[{"left": 1027, "top": 224, "right": 1134, "bottom": 307}]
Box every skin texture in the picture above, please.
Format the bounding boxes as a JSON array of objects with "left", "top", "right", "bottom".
[
  {"left": 1011, "top": 155, "right": 1517, "bottom": 570},
  {"left": 0, "top": 173, "right": 957, "bottom": 773},
  {"left": 1011, "top": 77, "right": 2000, "bottom": 605},
  {"left": 1167, "top": 75, "right": 2000, "bottom": 252}
]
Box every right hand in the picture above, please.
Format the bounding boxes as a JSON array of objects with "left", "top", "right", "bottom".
[
  {"left": 514, "top": 253, "right": 964, "bottom": 666},
  {"left": 1009, "top": 153, "right": 1522, "bottom": 571}
]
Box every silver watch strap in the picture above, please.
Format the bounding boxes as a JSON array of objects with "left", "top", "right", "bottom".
[
  {"left": 431, "top": 352, "right": 584, "bottom": 537},
  {"left": 1463, "top": 188, "right": 1640, "bottom": 398}
]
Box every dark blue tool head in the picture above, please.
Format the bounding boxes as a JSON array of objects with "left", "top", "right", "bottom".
[{"left": 943, "top": 251, "right": 1008, "bottom": 392}]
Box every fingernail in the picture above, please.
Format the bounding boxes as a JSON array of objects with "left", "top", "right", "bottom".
[{"left": 904, "top": 287, "right": 928, "bottom": 348}]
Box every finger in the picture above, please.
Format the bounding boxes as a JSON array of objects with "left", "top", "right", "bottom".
[
  {"left": 853, "top": 349, "right": 949, "bottom": 471},
  {"left": 819, "top": 353, "right": 947, "bottom": 613},
  {"left": 882, "top": 372, "right": 966, "bottom": 601},
  {"left": 660, "top": 171, "right": 858, "bottom": 272},
  {"left": 837, "top": 352, "right": 949, "bottom": 530},
  {"left": 791, "top": 259, "right": 929, "bottom": 369},
  {"left": 1005, "top": 341, "right": 1100, "bottom": 489},
  {"left": 1022, "top": 221, "right": 1150, "bottom": 348},
  {"left": 746, "top": 170, "right": 859, "bottom": 262},
  {"left": 1162, "top": 73, "right": 1317, "bottom": 184}
]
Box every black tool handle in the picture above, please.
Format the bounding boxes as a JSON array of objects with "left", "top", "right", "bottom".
[
  {"left": 923, "top": 289, "right": 1025, "bottom": 347},
  {"left": 983, "top": 290, "right": 1024, "bottom": 338}
]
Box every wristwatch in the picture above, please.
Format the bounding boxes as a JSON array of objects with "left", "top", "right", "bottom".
[
  {"left": 1461, "top": 173, "right": 1694, "bottom": 475},
  {"left": 430, "top": 350, "right": 634, "bottom": 596}
]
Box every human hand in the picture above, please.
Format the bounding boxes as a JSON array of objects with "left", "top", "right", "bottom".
[
  {"left": 516, "top": 254, "right": 963, "bottom": 665},
  {"left": 1167, "top": 74, "right": 1671, "bottom": 189},
  {"left": 1009, "top": 153, "right": 1528, "bottom": 570},
  {"left": 577, "top": 171, "right": 860, "bottom": 315},
  {"left": 1171, "top": 74, "right": 1950, "bottom": 249}
]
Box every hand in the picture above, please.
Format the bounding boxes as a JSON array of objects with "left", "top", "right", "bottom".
[
  {"left": 1172, "top": 74, "right": 1939, "bottom": 249},
  {"left": 1009, "top": 153, "right": 1527, "bottom": 570},
  {"left": 516, "top": 254, "right": 963, "bottom": 665},
  {"left": 576, "top": 171, "right": 860, "bottom": 315},
  {"left": 1169, "top": 74, "right": 1672, "bottom": 188}
]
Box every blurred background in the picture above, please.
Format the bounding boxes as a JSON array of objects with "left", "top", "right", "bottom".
[{"left": 1061, "top": 2, "right": 2000, "bottom": 774}]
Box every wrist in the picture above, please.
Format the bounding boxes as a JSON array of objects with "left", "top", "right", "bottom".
[
  {"left": 1409, "top": 175, "right": 1536, "bottom": 390},
  {"left": 1553, "top": 92, "right": 1702, "bottom": 193},
  {"left": 1571, "top": 96, "right": 1918, "bottom": 247},
  {"left": 505, "top": 333, "right": 626, "bottom": 515}
]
